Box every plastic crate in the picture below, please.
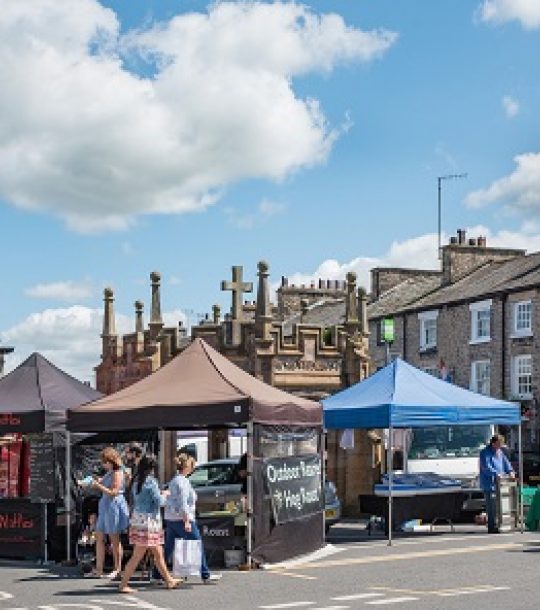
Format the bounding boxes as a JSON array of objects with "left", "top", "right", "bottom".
[{"left": 521, "top": 486, "right": 537, "bottom": 507}]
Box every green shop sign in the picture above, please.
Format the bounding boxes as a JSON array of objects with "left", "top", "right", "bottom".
[{"left": 382, "top": 318, "right": 395, "bottom": 343}]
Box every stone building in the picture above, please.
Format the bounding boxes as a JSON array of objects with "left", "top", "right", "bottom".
[
  {"left": 95, "top": 263, "right": 375, "bottom": 513},
  {"left": 368, "top": 229, "right": 540, "bottom": 450}
]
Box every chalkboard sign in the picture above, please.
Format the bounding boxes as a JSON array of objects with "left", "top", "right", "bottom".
[{"left": 29, "top": 434, "right": 55, "bottom": 503}]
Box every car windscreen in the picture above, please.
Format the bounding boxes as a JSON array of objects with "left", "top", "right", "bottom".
[{"left": 189, "top": 463, "right": 238, "bottom": 487}]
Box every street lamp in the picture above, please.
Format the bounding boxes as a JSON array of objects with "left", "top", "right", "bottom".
[{"left": 438, "top": 173, "right": 467, "bottom": 258}]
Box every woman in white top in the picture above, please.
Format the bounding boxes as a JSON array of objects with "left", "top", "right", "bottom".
[{"left": 163, "top": 453, "right": 220, "bottom": 582}]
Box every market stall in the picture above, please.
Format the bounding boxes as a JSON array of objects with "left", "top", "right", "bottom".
[
  {"left": 0, "top": 353, "right": 102, "bottom": 560},
  {"left": 67, "top": 338, "right": 324, "bottom": 566},
  {"left": 323, "top": 358, "right": 521, "bottom": 543}
]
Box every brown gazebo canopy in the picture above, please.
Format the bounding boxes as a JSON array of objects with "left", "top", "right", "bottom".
[{"left": 67, "top": 338, "right": 321, "bottom": 432}]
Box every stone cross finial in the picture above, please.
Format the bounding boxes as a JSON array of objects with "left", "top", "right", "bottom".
[
  {"left": 212, "top": 304, "right": 221, "bottom": 325},
  {"left": 221, "top": 266, "right": 253, "bottom": 321},
  {"left": 135, "top": 300, "right": 144, "bottom": 333},
  {"left": 345, "top": 272, "right": 358, "bottom": 324}
]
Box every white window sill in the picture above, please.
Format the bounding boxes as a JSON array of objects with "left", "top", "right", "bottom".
[
  {"left": 510, "top": 332, "right": 533, "bottom": 339},
  {"left": 469, "top": 337, "right": 491, "bottom": 345},
  {"left": 514, "top": 394, "right": 533, "bottom": 401},
  {"left": 419, "top": 345, "right": 437, "bottom": 352}
]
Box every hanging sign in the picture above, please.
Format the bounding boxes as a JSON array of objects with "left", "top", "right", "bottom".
[
  {"left": 263, "top": 455, "right": 323, "bottom": 524},
  {"left": 382, "top": 318, "right": 395, "bottom": 343}
]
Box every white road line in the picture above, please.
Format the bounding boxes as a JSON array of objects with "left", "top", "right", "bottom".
[
  {"left": 339, "top": 533, "right": 513, "bottom": 551},
  {"left": 438, "top": 586, "right": 511, "bottom": 597},
  {"left": 331, "top": 594, "right": 384, "bottom": 601},
  {"left": 259, "top": 602, "right": 315, "bottom": 610},
  {"left": 310, "top": 607, "right": 350, "bottom": 610},
  {"left": 366, "top": 597, "right": 419, "bottom": 605}
]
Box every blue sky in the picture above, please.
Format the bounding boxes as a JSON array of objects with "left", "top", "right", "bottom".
[{"left": 1, "top": 0, "right": 540, "bottom": 381}]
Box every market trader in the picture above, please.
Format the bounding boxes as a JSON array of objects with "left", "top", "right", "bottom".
[{"left": 479, "top": 434, "right": 515, "bottom": 533}]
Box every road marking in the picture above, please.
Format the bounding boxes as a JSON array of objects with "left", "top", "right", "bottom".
[
  {"left": 437, "top": 585, "right": 511, "bottom": 597},
  {"left": 310, "top": 607, "right": 349, "bottom": 610},
  {"left": 259, "top": 603, "right": 315, "bottom": 609},
  {"left": 371, "top": 584, "right": 511, "bottom": 597},
  {"left": 366, "top": 598, "right": 418, "bottom": 605},
  {"left": 331, "top": 594, "right": 384, "bottom": 601},
  {"left": 283, "top": 542, "right": 519, "bottom": 569},
  {"left": 339, "top": 533, "right": 513, "bottom": 551},
  {"left": 0, "top": 593, "right": 14, "bottom": 601},
  {"left": 89, "top": 598, "right": 168, "bottom": 610},
  {"left": 267, "top": 571, "right": 317, "bottom": 580}
]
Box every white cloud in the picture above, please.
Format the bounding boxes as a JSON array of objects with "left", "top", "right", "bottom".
[
  {"left": 477, "top": 0, "right": 540, "bottom": 29},
  {"left": 0, "top": 0, "right": 396, "bottom": 232},
  {"left": 465, "top": 153, "right": 540, "bottom": 218},
  {"left": 283, "top": 225, "right": 540, "bottom": 294},
  {"left": 1, "top": 305, "right": 187, "bottom": 382},
  {"left": 25, "top": 280, "right": 94, "bottom": 302},
  {"left": 225, "top": 198, "right": 286, "bottom": 230},
  {"left": 502, "top": 95, "right": 520, "bottom": 118}
]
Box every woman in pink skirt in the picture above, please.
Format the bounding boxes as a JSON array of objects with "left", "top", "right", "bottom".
[{"left": 119, "top": 454, "right": 180, "bottom": 593}]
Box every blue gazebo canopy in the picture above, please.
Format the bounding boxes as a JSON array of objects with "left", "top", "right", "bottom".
[{"left": 323, "top": 358, "right": 520, "bottom": 429}]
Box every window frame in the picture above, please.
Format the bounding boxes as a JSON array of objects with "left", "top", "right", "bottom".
[
  {"left": 469, "top": 299, "right": 492, "bottom": 344},
  {"left": 470, "top": 359, "right": 491, "bottom": 396},
  {"left": 418, "top": 310, "right": 439, "bottom": 351},
  {"left": 512, "top": 354, "right": 533, "bottom": 400},
  {"left": 512, "top": 300, "right": 532, "bottom": 338}
]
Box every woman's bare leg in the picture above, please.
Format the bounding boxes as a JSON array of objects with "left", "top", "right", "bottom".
[
  {"left": 119, "top": 545, "right": 147, "bottom": 593},
  {"left": 94, "top": 532, "right": 105, "bottom": 576},
  {"left": 151, "top": 547, "right": 179, "bottom": 588},
  {"left": 109, "top": 534, "right": 122, "bottom": 575}
]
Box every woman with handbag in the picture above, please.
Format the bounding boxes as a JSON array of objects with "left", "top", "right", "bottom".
[
  {"left": 119, "top": 454, "right": 180, "bottom": 594},
  {"left": 163, "top": 453, "right": 221, "bottom": 583},
  {"left": 86, "top": 447, "right": 129, "bottom": 579}
]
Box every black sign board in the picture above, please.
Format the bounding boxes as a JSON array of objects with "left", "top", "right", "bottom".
[
  {"left": 0, "top": 499, "right": 42, "bottom": 559},
  {"left": 29, "top": 434, "right": 55, "bottom": 503},
  {"left": 0, "top": 411, "right": 44, "bottom": 434},
  {"left": 264, "top": 455, "right": 323, "bottom": 525}
]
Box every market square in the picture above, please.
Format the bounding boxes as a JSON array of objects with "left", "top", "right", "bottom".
[{"left": 2, "top": 0, "right": 540, "bottom": 608}]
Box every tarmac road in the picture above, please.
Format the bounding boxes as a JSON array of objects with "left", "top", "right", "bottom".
[{"left": 0, "top": 526, "right": 539, "bottom": 610}]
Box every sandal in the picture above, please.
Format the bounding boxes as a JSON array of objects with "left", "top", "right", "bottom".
[
  {"left": 86, "top": 569, "right": 103, "bottom": 578},
  {"left": 166, "top": 579, "right": 181, "bottom": 590},
  {"left": 105, "top": 570, "right": 121, "bottom": 580},
  {"left": 118, "top": 585, "right": 137, "bottom": 594}
]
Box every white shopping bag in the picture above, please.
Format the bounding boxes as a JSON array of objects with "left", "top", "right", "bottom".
[{"left": 173, "top": 538, "right": 202, "bottom": 577}]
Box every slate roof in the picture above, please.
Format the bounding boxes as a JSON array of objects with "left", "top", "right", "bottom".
[
  {"left": 401, "top": 251, "right": 540, "bottom": 313},
  {"left": 367, "top": 275, "right": 442, "bottom": 320},
  {"left": 282, "top": 299, "right": 346, "bottom": 336}
]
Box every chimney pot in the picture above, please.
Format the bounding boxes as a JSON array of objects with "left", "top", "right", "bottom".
[
  {"left": 318, "top": 279, "right": 324, "bottom": 289},
  {"left": 469, "top": 238, "right": 477, "bottom": 246},
  {"left": 450, "top": 236, "right": 458, "bottom": 245},
  {"left": 457, "top": 229, "right": 467, "bottom": 245},
  {"left": 478, "top": 236, "right": 487, "bottom": 247}
]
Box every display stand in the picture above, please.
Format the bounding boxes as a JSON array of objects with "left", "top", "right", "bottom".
[{"left": 497, "top": 475, "right": 518, "bottom": 532}]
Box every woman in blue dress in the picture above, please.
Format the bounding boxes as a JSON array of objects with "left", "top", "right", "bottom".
[{"left": 90, "top": 447, "right": 129, "bottom": 578}]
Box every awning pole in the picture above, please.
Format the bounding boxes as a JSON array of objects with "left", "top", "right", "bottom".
[
  {"left": 321, "top": 430, "right": 326, "bottom": 541},
  {"left": 65, "top": 431, "right": 71, "bottom": 562},
  {"left": 246, "top": 421, "right": 253, "bottom": 569},
  {"left": 387, "top": 424, "right": 393, "bottom": 547},
  {"left": 518, "top": 420, "right": 524, "bottom": 533}
]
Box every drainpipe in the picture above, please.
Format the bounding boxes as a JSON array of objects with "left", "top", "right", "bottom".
[
  {"left": 402, "top": 314, "right": 407, "bottom": 361},
  {"left": 502, "top": 293, "right": 507, "bottom": 399}
]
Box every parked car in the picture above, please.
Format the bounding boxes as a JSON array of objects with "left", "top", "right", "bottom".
[
  {"left": 510, "top": 451, "right": 540, "bottom": 486},
  {"left": 189, "top": 458, "right": 341, "bottom": 532}
]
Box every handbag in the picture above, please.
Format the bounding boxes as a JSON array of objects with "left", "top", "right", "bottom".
[{"left": 173, "top": 538, "right": 202, "bottom": 577}]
